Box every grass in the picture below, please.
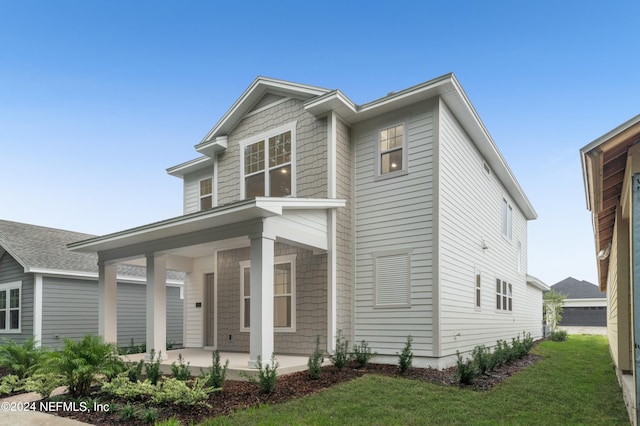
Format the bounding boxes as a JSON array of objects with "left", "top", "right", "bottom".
[{"left": 201, "top": 335, "right": 629, "bottom": 425}]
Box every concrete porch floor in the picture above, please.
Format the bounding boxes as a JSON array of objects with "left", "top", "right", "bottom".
[{"left": 122, "top": 349, "right": 309, "bottom": 381}]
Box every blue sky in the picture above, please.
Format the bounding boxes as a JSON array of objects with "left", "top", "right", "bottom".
[{"left": 1, "top": 1, "right": 638, "bottom": 286}]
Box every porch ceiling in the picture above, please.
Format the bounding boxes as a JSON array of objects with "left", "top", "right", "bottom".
[{"left": 67, "top": 197, "right": 345, "bottom": 264}]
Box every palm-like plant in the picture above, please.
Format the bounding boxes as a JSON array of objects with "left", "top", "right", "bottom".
[
  {"left": 0, "top": 337, "right": 45, "bottom": 379},
  {"left": 41, "top": 334, "right": 124, "bottom": 397}
]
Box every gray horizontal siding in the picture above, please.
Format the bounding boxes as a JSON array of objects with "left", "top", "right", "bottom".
[
  {"left": 42, "top": 277, "right": 183, "bottom": 349},
  {"left": 0, "top": 253, "right": 33, "bottom": 344}
]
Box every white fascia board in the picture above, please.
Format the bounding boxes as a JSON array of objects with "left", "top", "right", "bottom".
[
  {"left": 25, "top": 268, "right": 184, "bottom": 286},
  {"left": 166, "top": 156, "right": 214, "bottom": 178},
  {"left": 526, "top": 274, "right": 550, "bottom": 291},
  {"left": 563, "top": 298, "right": 606, "bottom": 308},
  {"left": 254, "top": 197, "right": 346, "bottom": 211},
  {"left": 198, "top": 77, "right": 330, "bottom": 145}
]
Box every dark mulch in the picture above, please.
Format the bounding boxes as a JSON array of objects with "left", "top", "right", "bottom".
[{"left": 42, "top": 354, "right": 540, "bottom": 425}]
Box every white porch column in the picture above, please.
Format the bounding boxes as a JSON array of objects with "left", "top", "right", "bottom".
[
  {"left": 248, "top": 234, "right": 275, "bottom": 368},
  {"left": 98, "top": 262, "right": 118, "bottom": 343},
  {"left": 146, "top": 254, "right": 167, "bottom": 361}
]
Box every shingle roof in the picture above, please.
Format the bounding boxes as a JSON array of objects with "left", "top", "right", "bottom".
[
  {"left": 551, "top": 277, "right": 604, "bottom": 299},
  {"left": 0, "top": 220, "right": 183, "bottom": 280}
]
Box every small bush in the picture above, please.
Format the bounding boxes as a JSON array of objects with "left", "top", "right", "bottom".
[
  {"left": 24, "top": 373, "right": 64, "bottom": 398},
  {"left": 152, "top": 377, "right": 213, "bottom": 407},
  {"left": 126, "top": 359, "right": 145, "bottom": 383},
  {"left": 119, "top": 404, "right": 136, "bottom": 421},
  {"left": 307, "top": 336, "right": 324, "bottom": 379},
  {"left": 145, "top": 350, "right": 162, "bottom": 385},
  {"left": 471, "top": 345, "right": 492, "bottom": 375},
  {"left": 511, "top": 335, "right": 527, "bottom": 359},
  {"left": 241, "top": 354, "right": 278, "bottom": 394},
  {"left": 455, "top": 351, "right": 476, "bottom": 385},
  {"left": 0, "top": 337, "right": 46, "bottom": 379},
  {"left": 353, "top": 340, "right": 376, "bottom": 368},
  {"left": 170, "top": 353, "right": 191, "bottom": 381},
  {"left": 200, "top": 349, "right": 228, "bottom": 389},
  {"left": 141, "top": 407, "right": 158, "bottom": 424},
  {"left": 522, "top": 331, "right": 534, "bottom": 353},
  {"left": 329, "top": 330, "right": 352, "bottom": 370},
  {"left": 397, "top": 335, "right": 414, "bottom": 373},
  {"left": 551, "top": 329, "right": 569, "bottom": 342},
  {"left": 492, "top": 339, "right": 511, "bottom": 368},
  {"left": 101, "top": 374, "right": 156, "bottom": 400},
  {"left": 0, "top": 374, "right": 23, "bottom": 395}
]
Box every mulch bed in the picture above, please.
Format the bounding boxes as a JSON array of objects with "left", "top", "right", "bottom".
[{"left": 42, "top": 353, "right": 541, "bottom": 425}]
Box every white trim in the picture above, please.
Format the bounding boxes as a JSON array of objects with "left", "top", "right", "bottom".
[
  {"left": 240, "top": 121, "right": 298, "bottom": 199},
  {"left": 33, "top": 275, "right": 43, "bottom": 346},
  {"left": 0, "top": 281, "right": 22, "bottom": 334},
  {"left": 25, "top": 268, "right": 184, "bottom": 287},
  {"left": 240, "top": 254, "right": 297, "bottom": 333},
  {"left": 199, "top": 176, "right": 213, "bottom": 211}
]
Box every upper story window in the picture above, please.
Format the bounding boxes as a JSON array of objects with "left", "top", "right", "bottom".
[
  {"left": 200, "top": 178, "right": 212, "bottom": 210},
  {"left": 243, "top": 127, "right": 294, "bottom": 198},
  {"left": 0, "top": 281, "right": 21, "bottom": 333},
  {"left": 502, "top": 198, "right": 513, "bottom": 240},
  {"left": 377, "top": 123, "right": 407, "bottom": 178}
]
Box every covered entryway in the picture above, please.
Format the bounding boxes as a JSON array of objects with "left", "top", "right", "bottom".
[{"left": 69, "top": 197, "right": 344, "bottom": 368}]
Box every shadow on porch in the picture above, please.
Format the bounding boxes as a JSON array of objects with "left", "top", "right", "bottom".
[{"left": 122, "top": 349, "right": 309, "bottom": 381}]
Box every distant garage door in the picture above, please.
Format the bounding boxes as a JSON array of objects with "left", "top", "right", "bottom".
[{"left": 559, "top": 307, "right": 607, "bottom": 326}]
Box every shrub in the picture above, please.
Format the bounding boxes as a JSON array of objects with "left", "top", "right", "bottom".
[
  {"left": 241, "top": 354, "right": 278, "bottom": 394},
  {"left": 307, "top": 336, "right": 324, "bottom": 379},
  {"left": 24, "top": 373, "right": 64, "bottom": 398},
  {"left": 0, "top": 374, "right": 23, "bottom": 395},
  {"left": 145, "top": 350, "right": 162, "bottom": 385},
  {"left": 156, "top": 418, "right": 182, "bottom": 426},
  {"left": 41, "top": 334, "right": 123, "bottom": 397},
  {"left": 100, "top": 374, "right": 156, "bottom": 400},
  {"left": 119, "top": 403, "right": 136, "bottom": 421},
  {"left": 0, "top": 337, "right": 45, "bottom": 379},
  {"left": 200, "top": 349, "right": 228, "bottom": 389},
  {"left": 397, "top": 335, "right": 414, "bottom": 373},
  {"left": 522, "top": 331, "right": 534, "bottom": 353},
  {"left": 455, "top": 351, "right": 476, "bottom": 385},
  {"left": 353, "top": 340, "right": 376, "bottom": 369},
  {"left": 512, "top": 335, "right": 527, "bottom": 359},
  {"left": 551, "top": 329, "right": 569, "bottom": 342},
  {"left": 492, "top": 339, "right": 511, "bottom": 368},
  {"left": 126, "top": 359, "right": 145, "bottom": 383},
  {"left": 141, "top": 407, "right": 158, "bottom": 424},
  {"left": 170, "top": 353, "right": 191, "bottom": 381},
  {"left": 152, "top": 377, "right": 213, "bottom": 407},
  {"left": 471, "top": 345, "right": 492, "bottom": 375},
  {"left": 329, "top": 330, "right": 352, "bottom": 370}
]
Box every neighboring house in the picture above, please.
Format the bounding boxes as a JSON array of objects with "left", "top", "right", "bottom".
[
  {"left": 0, "top": 220, "right": 184, "bottom": 348},
  {"left": 551, "top": 277, "right": 606, "bottom": 327},
  {"left": 69, "top": 73, "right": 544, "bottom": 369},
  {"left": 581, "top": 114, "right": 640, "bottom": 425}
]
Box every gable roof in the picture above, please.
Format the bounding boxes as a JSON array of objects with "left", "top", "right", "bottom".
[
  {"left": 0, "top": 220, "right": 183, "bottom": 281},
  {"left": 186, "top": 74, "right": 536, "bottom": 220},
  {"left": 0, "top": 219, "right": 98, "bottom": 275},
  {"left": 551, "top": 277, "right": 604, "bottom": 299}
]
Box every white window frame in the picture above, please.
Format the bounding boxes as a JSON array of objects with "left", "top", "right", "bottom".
[
  {"left": 240, "top": 122, "right": 297, "bottom": 199},
  {"left": 375, "top": 122, "right": 408, "bottom": 180},
  {"left": 475, "top": 271, "right": 482, "bottom": 309},
  {"left": 495, "top": 279, "right": 512, "bottom": 312},
  {"left": 199, "top": 177, "right": 213, "bottom": 211},
  {"left": 502, "top": 198, "right": 513, "bottom": 240},
  {"left": 373, "top": 250, "right": 412, "bottom": 308},
  {"left": 0, "top": 281, "right": 22, "bottom": 333},
  {"left": 239, "top": 254, "right": 297, "bottom": 333}
]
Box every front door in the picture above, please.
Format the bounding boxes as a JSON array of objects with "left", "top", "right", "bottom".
[{"left": 205, "top": 273, "right": 215, "bottom": 347}]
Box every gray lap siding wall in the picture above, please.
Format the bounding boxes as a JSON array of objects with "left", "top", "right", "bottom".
[
  {"left": 0, "top": 253, "right": 34, "bottom": 344},
  {"left": 216, "top": 243, "right": 328, "bottom": 355}
]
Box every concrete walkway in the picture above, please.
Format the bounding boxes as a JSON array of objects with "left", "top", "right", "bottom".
[{"left": 0, "top": 388, "right": 92, "bottom": 426}]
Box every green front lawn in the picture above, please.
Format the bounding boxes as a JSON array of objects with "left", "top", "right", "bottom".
[{"left": 203, "top": 335, "right": 628, "bottom": 425}]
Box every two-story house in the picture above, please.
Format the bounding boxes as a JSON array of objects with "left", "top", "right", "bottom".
[{"left": 69, "top": 73, "right": 546, "bottom": 369}]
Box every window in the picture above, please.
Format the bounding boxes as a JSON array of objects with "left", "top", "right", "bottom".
[
  {"left": 517, "top": 241, "right": 522, "bottom": 273},
  {"left": 378, "top": 124, "right": 406, "bottom": 177},
  {"left": 200, "top": 178, "right": 212, "bottom": 210},
  {"left": 0, "top": 282, "right": 21, "bottom": 333},
  {"left": 243, "top": 129, "right": 293, "bottom": 198},
  {"left": 502, "top": 199, "right": 513, "bottom": 240},
  {"left": 475, "top": 273, "right": 481, "bottom": 308},
  {"left": 496, "top": 279, "right": 512, "bottom": 312},
  {"left": 374, "top": 251, "right": 411, "bottom": 307},
  {"left": 240, "top": 255, "right": 296, "bottom": 331}
]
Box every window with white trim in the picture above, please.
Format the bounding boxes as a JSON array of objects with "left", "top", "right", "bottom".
[
  {"left": 475, "top": 273, "right": 481, "bottom": 308},
  {"left": 496, "top": 279, "right": 512, "bottom": 311},
  {"left": 0, "top": 281, "right": 21, "bottom": 333},
  {"left": 243, "top": 129, "right": 293, "bottom": 198},
  {"left": 199, "top": 177, "right": 212, "bottom": 210},
  {"left": 377, "top": 123, "right": 406, "bottom": 177},
  {"left": 240, "top": 255, "right": 296, "bottom": 331},
  {"left": 502, "top": 199, "right": 513, "bottom": 240},
  {"left": 374, "top": 251, "right": 411, "bottom": 307}
]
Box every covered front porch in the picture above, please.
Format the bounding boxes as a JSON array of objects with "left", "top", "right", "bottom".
[
  {"left": 68, "top": 197, "right": 345, "bottom": 368},
  {"left": 122, "top": 349, "right": 310, "bottom": 380}
]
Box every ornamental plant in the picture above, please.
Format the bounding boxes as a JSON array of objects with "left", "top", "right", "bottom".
[
  {"left": 329, "top": 330, "right": 352, "bottom": 370},
  {"left": 397, "top": 335, "right": 414, "bottom": 373},
  {"left": 307, "top": 336, "right": 324, "bottom": 379},
  {"left": 241, "top": 354, "right": 279, "bottom": 394},
  {"left": 353, "top": 340, "right": 376, "bottom": 368},
  {"left": 200, "top": 349, "right": 228, "bottom": 388}
]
